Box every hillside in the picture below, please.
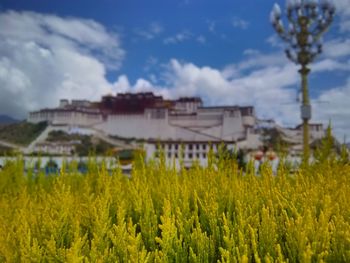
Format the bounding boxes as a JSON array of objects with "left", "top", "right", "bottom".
[
  {"left": 0, "top": 145, "right": 13, "bottom": 156},
  {"left": 0, "top": 121, "right": 47, "bottom": 146},
  {"left": 0, "top": 115, "right": 19, "bottom": 125},
  {"left": 46, "top": 130, "right": 115, "bottom": 156}
]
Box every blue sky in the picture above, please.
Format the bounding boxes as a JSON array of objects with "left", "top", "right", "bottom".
[{"left": 0, "top": 0, "right": 349, "bottom": 141}]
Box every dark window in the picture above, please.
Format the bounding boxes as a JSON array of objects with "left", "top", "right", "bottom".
[
  {"left": 202, "top": 144, "right": 206, "bottom": 150},
  {"left": 175, "top": 144, "right": 178, "bottom": 150},
  {"left": 168, "top": 152, "right": 171, "bottom": 158},
  {"left": 203, "top": 153, "right": 207, "bottom": 158},
  {"left": 196, "top": 153, "right": 200, "bottom": 159},
  {"left": 189, "top": 144, "right": 193, "bottom": 150},
  {"left": 196, "top": 144, "right": 200, "bottom": 150},
  {"left": 175, "top": 153, "right": 178, "bottom": 158},
  {"left": 168, "top": 144, "right": 172, "bottom": 150},
  {"left": 188, "top": 153, "right": 193, "bottom": 159}
]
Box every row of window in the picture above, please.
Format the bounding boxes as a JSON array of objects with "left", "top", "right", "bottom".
[
  {"left": 155, "top": 151, "right": 207, "bottom": 159},
  {"left": 155, "top": 143, "right": 219, "bottom": 151},
  {"left": 32, "top": 112, "right": 101, "bottom": 119}
]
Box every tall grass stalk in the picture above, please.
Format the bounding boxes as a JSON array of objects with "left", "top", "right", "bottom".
[{"left": 0, "top": 152, "right": 349, "bottom": 262}]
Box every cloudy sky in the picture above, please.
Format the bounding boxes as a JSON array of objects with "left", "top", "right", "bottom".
[{"left": 0, "top": 0, "right": 349, "bottom": 141}]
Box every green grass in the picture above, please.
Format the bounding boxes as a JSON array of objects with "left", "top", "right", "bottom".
[
  {"left": 0, "top": 145, "right": 13, "bottom": 155},
  {"left": 47, "top": 130, "right": 115, "bottom": 156},
  {"left": 0, "top": 121, "right": 47, "bottom": 146}
]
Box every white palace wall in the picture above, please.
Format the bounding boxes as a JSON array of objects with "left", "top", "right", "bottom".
[
  {"left": 28, "top": 111, "right": 103, "bottom": 127},
  {"left": 168, "top": 115, "right": 222, "bottom": 128},
  {"left": 95, "top": 114, "right": 175, "bottom": 140},
  {"left": 222, "top": 113, "right": 245, "bottom": 140},
  {"left": 29, "top": 107, "right": 250, "bottom": 143}
]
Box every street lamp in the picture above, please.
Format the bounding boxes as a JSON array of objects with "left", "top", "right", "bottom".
[{"left": 270, "top": 0, "right": 335, "bottom": 163}]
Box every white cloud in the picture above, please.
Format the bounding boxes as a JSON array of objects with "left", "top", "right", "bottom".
[
  {"left": 339, "top": 20, "right": 350, "bottom": 32},
  {"left": 143, "top": 56, "right": 159, "bottom": 72},
  {"left": 1, "top": 10, "right": 349, "bottom": 142},
  {"left": 112, "top": 75, "right": 130, "bottom": 93},
  {"left": 0, "top": 10, "right": 124, "bottom": 118},
  {"left": 314, "top": 78, "right": 350, "bottom": 140},
  {"left": 240, "top": 51, "right": 288, "bottom": 70},
  {"left": 164, "top": 31, "right": 207, "bottom": 45},
  {"left": 232, "top": 17, "right": 249, "bottom": 30},
  {"left": 179, "top": 0, "right": 190, "bottom": 6},
  {"left": 112, "top": 74, "right": 170, "bottom": 98},
  {"left": 263, "top": 4, "right": 350, "bottom": 141},
  {"left": 222, "top": 50, "right": 289, "bottom": 79},
  {"left": 118, "top": 58, "right": 301, "bottom": 126},
  {"left": 262, "top": 2, "right": 350, "bottom": 137},
  {"left": 116, "top": 55, "right": 350, "bottom": 141},
  {"left": 333, "top": 0, "right": 350, "bottom": 17},
  {"left": 196, "top": 35, "right": 206, "bottom": 44},
  {"left": 266, "top": 34, "right": 285, "bottom": 48},
  {"left": 163, "top": 30, "right": 192, "bottom": 44},
  {"left": 207, "top": 20, "right": 216, "bottom": 33},
  {"left": 312, "top": 58, "right": 350, "bottom": 72},
  {"left": 323, "top": 38, "right": 350, "bottom": 58},
  {"left": 134, "top": 22, "right": 163, "bottom": 40}
]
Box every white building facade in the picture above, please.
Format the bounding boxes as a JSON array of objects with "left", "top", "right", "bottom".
[
  {"left": 27, "top": 93, "right": 263, "bottom": 166},
  {"left": 27, "top": 92, "right": 328, "bottom": 165}
]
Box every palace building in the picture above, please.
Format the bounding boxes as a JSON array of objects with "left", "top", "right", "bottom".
[
  {"left": 28, "top": 92, "right": 326, "bottom": 167},
  {"left": 28, "top": 92, "right": 261, "bottom": 167}
]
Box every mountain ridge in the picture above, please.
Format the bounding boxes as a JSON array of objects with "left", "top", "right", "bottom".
[{"left": 0, "top": 115, "right": 19, "bottom": 125}]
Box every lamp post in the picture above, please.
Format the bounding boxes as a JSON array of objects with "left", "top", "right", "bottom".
[{"left": 270, "top": 0, "right": 335, "bottom": 163}]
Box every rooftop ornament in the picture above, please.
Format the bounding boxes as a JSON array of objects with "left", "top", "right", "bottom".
[{"left": 270, "top": 0, "right": 335, "bottom": 163}]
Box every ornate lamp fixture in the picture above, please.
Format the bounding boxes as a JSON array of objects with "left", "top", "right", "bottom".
[{"left": 270, "top": 0, "right": 335, "bottom": 163}]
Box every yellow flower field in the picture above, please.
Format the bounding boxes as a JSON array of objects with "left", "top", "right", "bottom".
[{"left": 0, "top": 152, "right": 349, "bottom": 262}]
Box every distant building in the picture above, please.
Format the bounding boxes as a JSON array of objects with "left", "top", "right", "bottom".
[
  {"left": 28, "top": 92, "right": 261, "bottom": 167},
  {"left": 295, "top": 123, "right": 325, "bottom": 141},
  {"left": 28, "top": 92, "right": 328, "bottom": 166},
  {"left": 33, "top": 141, "right": 80, "bottom": 155}
]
